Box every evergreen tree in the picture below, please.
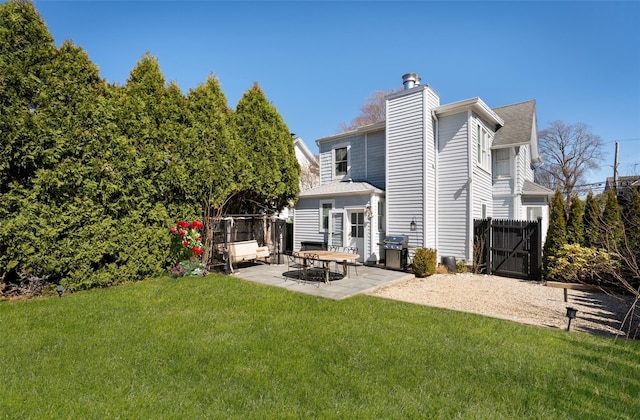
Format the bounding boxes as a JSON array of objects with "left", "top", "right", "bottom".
[
  {"left": 600, "top": 188, "right": 624, "bottom": 250},
  {"left": 104, "top": 54, "right": 196, "bottom": 281},
  {"left": 0, "top": 0, "right": 56, "bottom": 193},
  {"left": 583, "top": 190, "right": 600, "bottom": 248},
  {"left": 566, "top": 195, "right": 585, "bottom": 245},
  {"left": 0, "top": 1, "right": 111, "bottom": 283},
  {"left": 623, "top": 187, "right": 640, "bottom": 257},
  {"left": 187, "top": 75, "right": 246, "bottom": 214},
  {"left": 543, "top": 189, "right": 567, "bottom": 273},
  {"left": 0, "top": 1, "right": 302, "bottom": 291},
  {"left": 230, "top": 83, "right": 300, "bottom": 214}
]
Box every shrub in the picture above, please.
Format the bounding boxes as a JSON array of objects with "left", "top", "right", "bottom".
[
  {"left": 412, "top": 248, "right": 437, "bottom": 277},
  {"left": 456, "top": 259, "right": 467, "bottom": 273},
  {"left": 545, "top": 243, "right": 614, "bottom": 284}
]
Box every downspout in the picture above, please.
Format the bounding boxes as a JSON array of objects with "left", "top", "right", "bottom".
[
  {"left": 365, "top": 132, "right": 369, "bottom": 262},
  {"left": 432, "top": 109, "right": 439, "bottom": 253},
  {"left": 514, "top": 146, "right": 520, "bottom": 218},
  {"left": 467, "top": 110, "right": 474, "bottom": 262}
]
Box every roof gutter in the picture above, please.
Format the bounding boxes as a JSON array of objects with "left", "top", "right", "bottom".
[{"left": 434, "top": 97, "right": 504, "bottom": 129}]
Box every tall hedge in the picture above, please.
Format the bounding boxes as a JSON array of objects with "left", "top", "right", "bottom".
[
  {"left": 543, "top": 189, "right": 567, "bottom": 274},
  {"left": 0, "top": 1, "right": 300, "bottom": 291},
  {"left": 187, "top": 75, "right": 245, "bottom": 213},
  {"left": 624, "top": 187, "right": 640, "bottom": 260},
  {"left": 0, "top": 1, "right": 114, "bottom": 286},
  {"left": 230, "top": 83, "right": 300, "bottom": 214},
  {"left": 600, "top": 189, "right": 624, "bottom": 250},
  {"left": 566, "top": 195, "right": 585, "bottom": 246},
  {"left": 583, "top": 190, "right": 600, "bottom": 248}
]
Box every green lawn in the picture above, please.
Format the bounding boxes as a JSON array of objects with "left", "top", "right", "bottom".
[{"left": 1, "top": 274, "right": 639, "bottom": 418}]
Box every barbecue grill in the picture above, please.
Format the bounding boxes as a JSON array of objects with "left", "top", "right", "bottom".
[{"left": 383, "top": 235, "right": 409, "bottom": 270}]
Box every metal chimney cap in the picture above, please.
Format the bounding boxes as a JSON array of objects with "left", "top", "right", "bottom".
[{"left": 402, "top": 73, "right": 421, "bottom": 90}]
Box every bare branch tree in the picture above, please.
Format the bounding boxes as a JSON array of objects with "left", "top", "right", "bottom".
[
  {"left": 299, "top": 159, "right": 319, "bottom": 191},
  {"left": 601, "top": 225, "right": 640, "bottom": 339},
  {"left": 535, "top": 120, "right": 606, "bottom": 202},
  {"left": 338, "top": 88, "right": 399, "bottom": 132}
]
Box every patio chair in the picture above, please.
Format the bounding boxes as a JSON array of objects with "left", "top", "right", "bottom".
[
  {"left": 345, "top": 247, "right": 359, "bottom": 277},
  {"left": 286, "top": 253, "right": 308, "bottom": 282},
  {"left": 305, "top": 253, "right": 328, "bottom": 286}
]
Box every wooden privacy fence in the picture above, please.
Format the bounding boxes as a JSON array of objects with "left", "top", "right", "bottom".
[{"left": 474, "top": 217, "right": 543, "bottom": 280}]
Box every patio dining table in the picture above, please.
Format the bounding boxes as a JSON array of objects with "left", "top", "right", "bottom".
[{"left": 293, "top": 250, "right": 360, "bottom": 284}]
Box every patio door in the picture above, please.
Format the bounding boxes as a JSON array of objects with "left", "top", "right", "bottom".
[
  {"left": 328, "top": 210, "right": 345, "bottom": 248},
  {"left": 347, "top": 210, "right": 365, "bottom": 262}
]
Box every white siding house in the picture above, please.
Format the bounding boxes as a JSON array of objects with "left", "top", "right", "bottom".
[
  {"left": 491, "top": 100, "right": 553, "bottom": 238},
  {"left": 280, "top": 137, "right": 318, "bottom": 220},
  {"left": 293, "top": 73, "right": 550, "bottom": 265}
]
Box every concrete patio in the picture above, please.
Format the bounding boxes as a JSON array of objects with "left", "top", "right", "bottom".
[{"left": 230, "top": 261, "right": 414, "bottom": 300}]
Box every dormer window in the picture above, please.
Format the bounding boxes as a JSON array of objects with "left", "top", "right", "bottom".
[{"left": 334, "top": 146, "right": 349, "bottom": 178}]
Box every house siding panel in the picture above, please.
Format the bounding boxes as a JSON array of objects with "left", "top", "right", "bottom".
[
  {"left": 365, "top": 130, "right": 386, "bottom": 189},
  {"left": 386, "top": 91, "right": 425, "bottom": 248},
  {"left": 473, "top": 167, "right": 493, "bottom": 218},
  {"left": 492, "top": 197, "right": 513, "bottom": 219},
  {"left": 424, "top": 93, "right": 439, "bottom": 250},
  {"left": 492, "top": 178, "right": 514, "bottom": 196},
  {"left": 318, "top": 129, "right": 385, "bottom": 187},
  {"left": 293, "top": 197, "right": 327, "bottom": 250},
  {"left": 523, "top": 145, "right": 533, "bottom": 181},
  {"left": 472, "top": 114, "right": 494, "bottom": 221},
  {"left": 437, "top": 112, "right": 469, "bottom": 259},
  {"left": 319, "top": 147, "right": 333, "bottom": 185},
  {"left": 292, "top": 195, "right": 373, "bottom": 252}
]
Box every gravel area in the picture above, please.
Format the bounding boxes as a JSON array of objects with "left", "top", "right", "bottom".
[{"left": 369, "top": 273, "right": 639, "bottom": 339}]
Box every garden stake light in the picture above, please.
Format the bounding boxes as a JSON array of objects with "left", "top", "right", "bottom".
[{"left": 566, "top": 307, "right": 578, "bottom": 331}]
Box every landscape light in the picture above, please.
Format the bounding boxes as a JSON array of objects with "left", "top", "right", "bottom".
[{"left": 565, "top": 307, "right": 578, "bottom": 331}]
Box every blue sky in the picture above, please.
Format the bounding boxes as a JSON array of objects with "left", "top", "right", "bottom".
[{"left": 34, "top": 0, "right": 640, "bottom": 189}]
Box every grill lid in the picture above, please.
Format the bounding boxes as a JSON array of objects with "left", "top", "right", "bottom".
[{"left": 383, "top": 235, "right": 408, "bottom": 248}]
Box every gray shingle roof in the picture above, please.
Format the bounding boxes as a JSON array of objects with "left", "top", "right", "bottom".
[
  {"left": 299, "top": 181, "right": 384, "bottom": 198},
  {"left": 492, "top": 100, "right": 536, "bottom": 148}
]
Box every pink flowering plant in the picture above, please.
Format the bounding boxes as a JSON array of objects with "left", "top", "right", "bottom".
[{"left": 168, "top": 220, "right": 207, "bottom": 277}]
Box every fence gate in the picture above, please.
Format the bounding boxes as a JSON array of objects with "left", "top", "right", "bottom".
[{"left": 474, "top": 217, "right": 542, "bottom": 280}]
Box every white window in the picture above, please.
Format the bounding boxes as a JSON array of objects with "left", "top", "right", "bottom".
[
  {"left": 476, "top": 124, "right": 489, "bottom": 170},
  {"left": 493, "top": 148, "right": 510, "bottom": 177},
  {"left": 334, "top": 146, "right": 349, "bottom": 178},
  {"left": 481, "top": 203, "right": 487, "bottom": 219},
  {"left": 378, "top": 200, "right": 385, "bottom": 231},
  {"left": 319, "top": 200, "right": 334, "bottom": 231}
]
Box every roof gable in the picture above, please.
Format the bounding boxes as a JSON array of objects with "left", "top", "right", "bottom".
[
  {"left": 492, "top": 100, "right": 540, "bottom": 162},
  {"left": 293, "top": 137, "right": 318, "bottom": 166},
  {"left": 492, "top": 100, "right": 537, "bottom": 146},
  {"left": 434, "top": 97, "right": 504, "bottom": 129}
]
